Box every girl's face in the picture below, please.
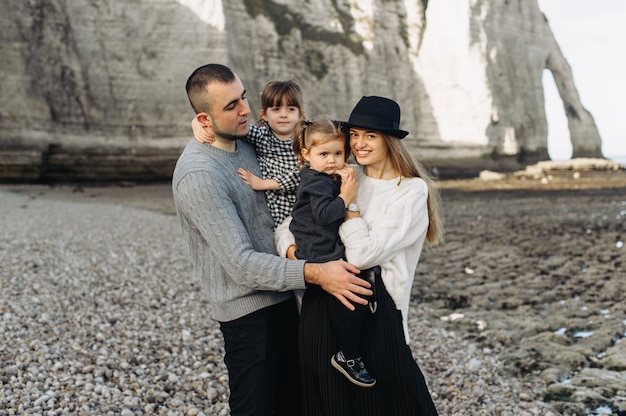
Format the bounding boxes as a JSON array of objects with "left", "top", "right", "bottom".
[
  {"left": 261, "top": 104, "right": 301, "bottom": 141},
  {"left": 301, "top": 135, "right": 346, "bottom": 175},
  {"left": 349, "top": 128, "right": 390, "bottom": 168}
]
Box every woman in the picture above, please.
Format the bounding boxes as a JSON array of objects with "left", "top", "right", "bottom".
[{"left": 277, "top": 95, "right": 443, "bottom": 415}]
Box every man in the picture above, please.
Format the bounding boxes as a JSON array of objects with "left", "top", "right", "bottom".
[{"left": 172, "top": 63, "right": 372, "bottom": 416}]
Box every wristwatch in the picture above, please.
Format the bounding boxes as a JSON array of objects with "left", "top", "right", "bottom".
[{"left": 346, "top": 202, "right": 360, "bottom": 212}]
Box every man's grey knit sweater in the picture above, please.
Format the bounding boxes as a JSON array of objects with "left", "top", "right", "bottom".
[{"left": 172, "top": 139, "right": 306, "bottom": 322}]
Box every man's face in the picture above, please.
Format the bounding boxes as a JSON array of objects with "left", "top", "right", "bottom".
[{"left": 206, "top": 76, "right": 251, "bottom": 141}]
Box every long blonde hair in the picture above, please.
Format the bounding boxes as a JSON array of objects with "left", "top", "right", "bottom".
[{"left": 374, "top": 134, "right": 444, "bottom": 245}]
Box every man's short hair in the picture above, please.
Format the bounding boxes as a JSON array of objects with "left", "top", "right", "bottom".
[{"left": 186, "top": 63, "right": 236, "bottom": 114}]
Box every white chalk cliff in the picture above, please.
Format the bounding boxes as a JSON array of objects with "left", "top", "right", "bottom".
[{"left": 0, "top": 0, "right": 603, "bottom": 180}]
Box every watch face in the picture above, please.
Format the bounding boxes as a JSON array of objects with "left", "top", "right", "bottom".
[{"left": 348, "top": 203, "right": 359, "bottom": 212}]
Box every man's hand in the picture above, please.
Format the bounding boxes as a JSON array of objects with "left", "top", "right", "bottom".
[
  {"left": 336, "top": 164, "right": 356, "bottom": 181},
  {"left": 303, "top": 261, "right": 372, "bottom": 310}
]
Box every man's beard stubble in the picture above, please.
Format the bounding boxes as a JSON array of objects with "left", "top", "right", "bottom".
[
  {"left": 220, "top": 133, "right": 247, "bottom": 142},
  {"left": 211, "top": 122, "right": 248, "bottom": 142},
  {"left": 208, "top": 114, "right": 249, "bottom": 142}
]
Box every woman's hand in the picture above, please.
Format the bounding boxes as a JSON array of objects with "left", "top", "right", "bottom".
[
  {"left": 336, "top": 165, "right": 358, "bottom": 206},
  {"left": 286, "top": 245, "right": 297, "bottom": 260}
]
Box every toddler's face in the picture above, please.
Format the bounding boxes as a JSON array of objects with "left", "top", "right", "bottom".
[{"left": 302, "top": 136, "right": 346, "bottom": 175}]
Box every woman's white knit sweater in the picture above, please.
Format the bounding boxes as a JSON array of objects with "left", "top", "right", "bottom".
[
  {"left": 339, "top": 166, "right": 429, "bottom": 344},
  {"left": 274, "top": 165, "right": 429, "bottom": 343}
]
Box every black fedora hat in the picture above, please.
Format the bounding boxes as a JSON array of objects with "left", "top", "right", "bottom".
[{"left": 344, "top": 96, "right": 409, "bottom": 139}]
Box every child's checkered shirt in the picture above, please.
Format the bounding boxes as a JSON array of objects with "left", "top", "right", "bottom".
[{"left": 247, "top": 124, "right": 300, "bottom": 228}]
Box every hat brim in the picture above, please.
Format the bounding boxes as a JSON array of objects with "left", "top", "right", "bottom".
[{"left": 342, "top": 122, "right": 409, "bottom": 139}]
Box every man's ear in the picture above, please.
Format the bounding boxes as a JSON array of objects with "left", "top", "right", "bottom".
[{"left": 197, "top": 112, "right": 212, "bottom": 128}]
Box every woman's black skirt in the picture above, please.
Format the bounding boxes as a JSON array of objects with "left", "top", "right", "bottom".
[{"left": 298, "top": 273, "right": 439, "bottom": 416}]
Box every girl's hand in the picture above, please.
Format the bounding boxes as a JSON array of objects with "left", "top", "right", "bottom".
[
  {"left": 237, "top": 168, "right": 281, "bottom": 191},
  {"left": 191, "top": 117, "right": 215, "bottom": 144},
  {"left": 237, "top": 168, "right": 263, "bottom": 190}
]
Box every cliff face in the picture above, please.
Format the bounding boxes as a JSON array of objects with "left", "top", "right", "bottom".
[
  {"left": 414, "top": 0, "right": 602, "bottom": 166},
  {"left": 0, "top": 0, "right": 603, "bottom": 181}
]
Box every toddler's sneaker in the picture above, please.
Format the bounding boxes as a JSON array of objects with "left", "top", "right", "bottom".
[{"left": 331, "top": 350, "right": 376, "bottom": 387}]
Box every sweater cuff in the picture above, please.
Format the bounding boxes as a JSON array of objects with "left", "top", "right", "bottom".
[{"left": 284, "top": 259, "right": 307, "bottom": 290}]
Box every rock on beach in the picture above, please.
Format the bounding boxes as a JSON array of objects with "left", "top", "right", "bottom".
[{"left": 1, "top": 168, "right": 625, "bottom": 415}]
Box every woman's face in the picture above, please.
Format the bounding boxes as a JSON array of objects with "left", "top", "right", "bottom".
[{"left": 349, "top": 128, "right": 389, "bottom": 167}]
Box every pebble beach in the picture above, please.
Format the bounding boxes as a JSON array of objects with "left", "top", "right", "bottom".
[{"left": 1, "top": 166, "right": 625, "bottom": 415}]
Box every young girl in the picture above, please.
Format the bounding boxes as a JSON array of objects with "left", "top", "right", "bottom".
[
  {"left": 193, "top": 80, "right": 305, "bottom": 228},
  {"left": 289, "top": 117, "right": 376, "bottom": 388}
]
